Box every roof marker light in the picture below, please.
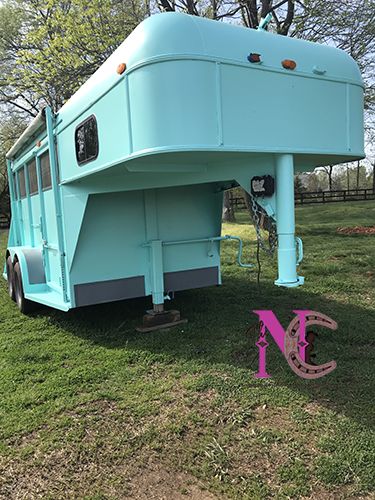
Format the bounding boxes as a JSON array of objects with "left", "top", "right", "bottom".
[
  {"left": 248, "top": 53, "right": 261, "bottom": 63},
  {"left": 282, "top": 59, "right": 297, "bottom": 70},
  {"left": 313, "top": 66, "right": 326, "bottom": 75},
  {"left": 117, "top": 63, "right": 127, "bottom": 75}
]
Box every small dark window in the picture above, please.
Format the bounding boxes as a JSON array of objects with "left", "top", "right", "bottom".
[
  {"left": 55, "top": 143, "right": 60, "bottom": 184},
  {"left": 75, "top": 115, "right": 99, "bottom": 165},
  {"left": 12, "top": 173, "right": 18, "bottom": 200},
  {"left": 18, "top": 168, "right": 26, "bottom": 199},
  {"left": 28, "top": 159, "right": 38, "bottom": 196},
  {"left": 40, "top": 151, "right": 52, "bottom": 191}
]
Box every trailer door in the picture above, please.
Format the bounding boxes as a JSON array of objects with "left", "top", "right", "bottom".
[{"left": 36, "top": 149, "right": 61, "bottom": 289}]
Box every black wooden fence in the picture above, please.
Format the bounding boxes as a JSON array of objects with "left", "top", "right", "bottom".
[
  {"left": 230, "top": 188, "right": 375, "bottom": 210},
  {"left": 295, "top": 189, "right": 375, "bottom": 205},
  {"left": 0, "top": 214, "right": 10, "bottom": 229},
  {"left": 1, "top": 189, "right": 374, "bottom": 229},
  {"left": 230, "top": 196, "right": 247, "bottom": 211},
  {"left": 0, "top": 190, "right": 10, "bottom": 229}
]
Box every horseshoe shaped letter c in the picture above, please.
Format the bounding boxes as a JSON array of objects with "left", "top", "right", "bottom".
[{"left": 284, "top": 311, "right": 338, "bottom": 380}]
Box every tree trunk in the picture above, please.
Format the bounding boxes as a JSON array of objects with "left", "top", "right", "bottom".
[
  {"left": 356, "top": 161, "right": 360, "bottom": 190},
  {"left": 328, "top": 166, "right": 333, "bottom": 191},
  {"left": 323, "top": 165, "right": 333, "bottom": 190},
  {"left": 222, "top": 190, "right": 236, "bottom": 222}
]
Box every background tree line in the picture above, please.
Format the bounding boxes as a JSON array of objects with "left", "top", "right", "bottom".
[
  {"left": 296, "top": 163, "right": 375, "bottom": 193},
  {"left": 0, "top": 0, "right": 374, "bottom": 223}
]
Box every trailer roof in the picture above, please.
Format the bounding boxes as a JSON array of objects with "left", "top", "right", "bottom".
[
  {"left": 57, "top": 12, "right": 362, "bottom": 127},
  {"left": 7, "top": 12, "right": 363, "bottom": 164}
]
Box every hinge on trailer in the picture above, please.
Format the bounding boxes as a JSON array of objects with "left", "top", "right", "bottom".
[{"left": 60, "top": 252, "right": 68, "bottom": 302}]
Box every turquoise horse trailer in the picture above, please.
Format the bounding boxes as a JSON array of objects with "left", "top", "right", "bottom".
[{"left": 3, "top": 13, "right": 364, "bottom": 328}]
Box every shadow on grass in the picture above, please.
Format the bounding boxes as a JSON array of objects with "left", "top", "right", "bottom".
[{"left": 42, "top": 272, "right": 375, "bottom": 431}]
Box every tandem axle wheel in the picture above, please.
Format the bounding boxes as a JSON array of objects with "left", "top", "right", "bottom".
[{"left": 5, "top": 254, "right": 38, "bottom": 315}]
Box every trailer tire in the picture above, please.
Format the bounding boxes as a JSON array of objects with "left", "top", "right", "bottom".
[
  {"left": 13, "top": 261, "right": 37, "bottom": 314},
  {"left": 6, "top": 255, "right": 16, "bottom": 301}
]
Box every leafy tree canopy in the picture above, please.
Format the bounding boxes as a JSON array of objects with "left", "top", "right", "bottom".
[
  {"left": 0, "top": 0, "right": 148, "bottom": 115},
  {"left": 0, "top": 0, "right": 373, "bottom": 204},
  {"left": 0, "top": 0, "right": 373, "bottom": 116}
]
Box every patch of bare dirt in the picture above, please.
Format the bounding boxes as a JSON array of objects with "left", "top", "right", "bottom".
[
  {"left": 337, "top": 226, "right": 375, "bottom": 235},
  {"left": 128, "top": 462, "right": 219, "bottom": 499},
  {"left": 303, "top": 402, "right": 324, "bottom": 416},
  {"left": 0, "top": 452, "right": 221, "bottom": 499},
  {"left": 0, "top": 395, "right": 224, "bottom": 500}
]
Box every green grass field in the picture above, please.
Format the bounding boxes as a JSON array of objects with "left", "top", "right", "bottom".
[{"left": 0, "top": 201, "right": 374, "bottom": 499}]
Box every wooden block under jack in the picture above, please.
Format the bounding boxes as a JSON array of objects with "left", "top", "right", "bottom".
[{"left": 136, "top": 309, "right": 188, "bottom": 332}]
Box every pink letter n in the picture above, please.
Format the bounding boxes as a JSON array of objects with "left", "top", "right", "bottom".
[{"left": 253, "top": 310, "right": 308, "bottom": 379}]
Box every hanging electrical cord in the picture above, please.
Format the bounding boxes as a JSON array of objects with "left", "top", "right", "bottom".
[
  {"left": 244, "top": 191, "right": 277, "bottom": 285},
  {"left": 243, "top": 322, "right": 262, "bottom": 369},
  {"left": 256, "top": 240, "right": 261, "bottom": 287}
]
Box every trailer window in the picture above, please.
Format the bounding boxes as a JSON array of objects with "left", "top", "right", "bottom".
[
  {"left": 75, "top": 115, "right": 98, "bottom": 165},
  {"left": 18, "top": 168, "right": 26, "bottom": 199},
  {"left": 40, "top": 151, "right": 52, "bottom": 191},
  {"left": 28, "top": 159, "right": 38, "bottom": 196},
  {"left": 12, "top": 173, "right": 18, "bottom": 200},
  {"left": 55, "top": 143, "right": 61, "bottom": 184}
]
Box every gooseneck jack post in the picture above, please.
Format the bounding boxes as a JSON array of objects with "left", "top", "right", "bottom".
[{"left": 274, "top": 154, "right": 304, "bottom": 288}]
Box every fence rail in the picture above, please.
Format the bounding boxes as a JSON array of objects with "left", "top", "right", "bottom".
[
  {"left": 1, "top": 189, "right": 375, "bottom": 229},
  {"left": 230, "top": 189, "right": 375, "bottom": 210},
  {"left": 0, "top": 214, "right": 10, "bottom": 229},
  {"left": 295, "top": 189, "right": 375, "bottom": 205},
  {"left": 230, "top": 196, "right": 247, "bottom": 210}
]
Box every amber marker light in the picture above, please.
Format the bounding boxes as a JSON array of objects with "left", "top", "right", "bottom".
[
  {"left": 247, "top": 53, "right": 261, "bottom": 63},
  {"left": 282, "top": 59, "right": 297, "bottom": 70},
  {"left": 116, "top": 62, "right": 127, "bottom": 75}
]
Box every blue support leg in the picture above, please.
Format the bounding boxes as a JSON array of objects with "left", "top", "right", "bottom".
[
  {"left": 150, "top": 239, "right": 165, "bottom": 309},
  {"left": 137, "top": 238, "right": 187, "bottom": 332},
  {"left": 274, "top": 154, "right": 304, "bottom": 288}
]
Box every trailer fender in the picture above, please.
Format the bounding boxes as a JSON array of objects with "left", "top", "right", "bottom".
[{"left": 7, "top": 248, "right": 46, "bottom": 293}]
